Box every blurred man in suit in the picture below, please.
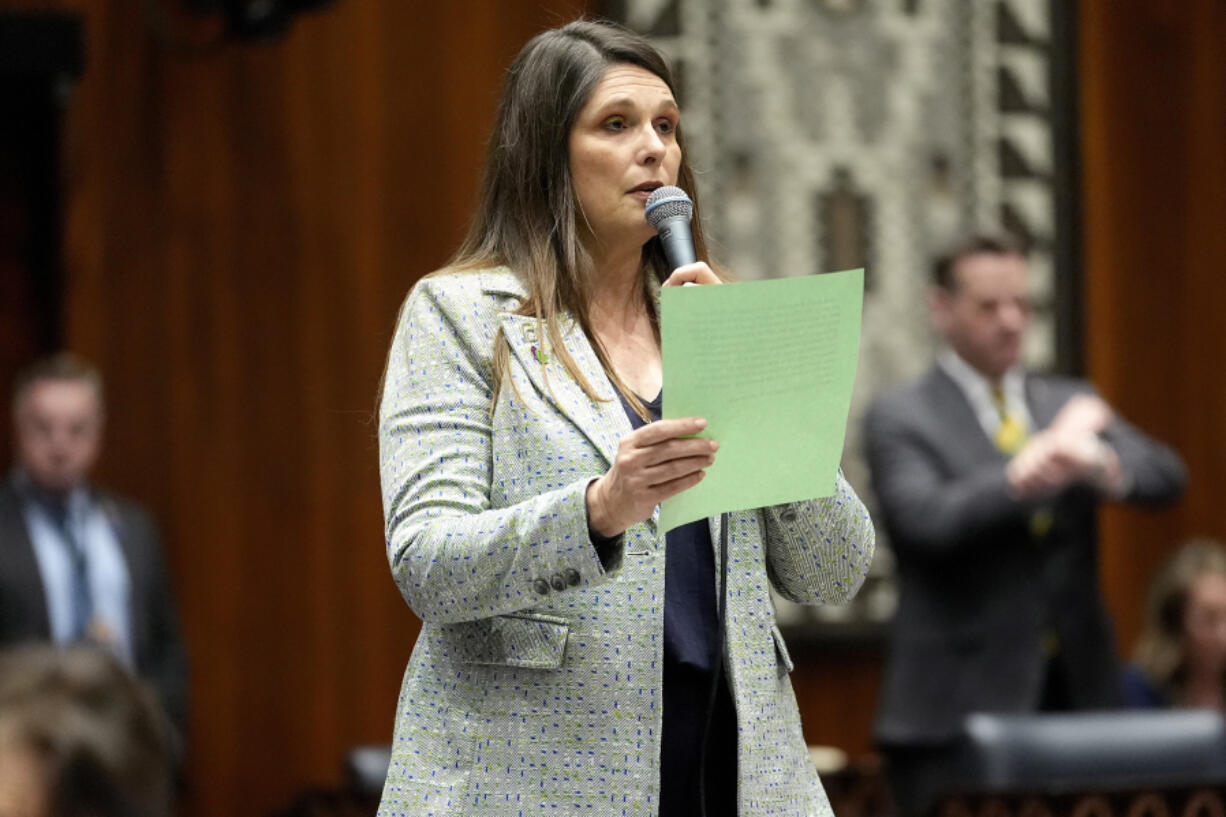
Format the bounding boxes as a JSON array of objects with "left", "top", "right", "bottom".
[
  {"left": 0, "top": 353, "right": 187, "bottom": 751},
  {"left": 864, "top": 234, "right": 1186, "bottom": 817}
]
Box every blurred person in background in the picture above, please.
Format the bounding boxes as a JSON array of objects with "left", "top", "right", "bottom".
[
  {"left": 0, "top": 354, "right": 188, "bottom": 754},
  {"left": 1127, "top": 538, "right": 1226, "bottom": 709},
  {"left": 864, "top": 233, "right": 1186, "bottom": 817},
  {"left": 0, "top": 643, "right": 172, "bottom": 817}
]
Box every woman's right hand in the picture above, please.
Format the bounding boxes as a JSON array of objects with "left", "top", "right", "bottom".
[{"left": 586, "top": 417, "right": 718, "bottom": 538}]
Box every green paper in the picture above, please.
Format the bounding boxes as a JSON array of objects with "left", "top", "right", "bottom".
[{"left": 659, "top": 269, "right": 864, "bottom": 532}]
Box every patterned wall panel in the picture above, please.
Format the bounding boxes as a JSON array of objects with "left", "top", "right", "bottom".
[{"left": 605, "top": 0, "right": 1071, "bottom": 630}]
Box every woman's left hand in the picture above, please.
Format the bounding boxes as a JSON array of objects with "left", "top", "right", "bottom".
[{"left": 662, "top": 262, "right": 721, "bottom": 287}]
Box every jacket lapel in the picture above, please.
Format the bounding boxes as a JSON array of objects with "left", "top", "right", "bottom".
[
  {"left": 1025, "top": 375, "right": 1063, "bottom": 431},
  {"left": 484, "top": 273, "right": 630, "bottom": 472},
  {"left": 928, "top": 366, "right": 1002, "bottom": 461},
  {"left": 0, "top": 478, "right": 53, "bottom": 637}
]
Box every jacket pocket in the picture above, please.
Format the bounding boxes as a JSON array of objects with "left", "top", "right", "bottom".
[
  {"left": 441, "top": 612, "right": 570, "bottom": 669},
  {"left": 771, "top": 623, "right": 795, "bottom": 675}
]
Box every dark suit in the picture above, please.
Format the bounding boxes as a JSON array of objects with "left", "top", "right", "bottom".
[
  {"left": 0, "top": 478, "right": 189, "bottom": 742},
  {"left": 864, "top": 366, "right": 1185, "bottom": 812}
]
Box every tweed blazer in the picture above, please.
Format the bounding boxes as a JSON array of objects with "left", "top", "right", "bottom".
[{"left": 378, "top": 268, "right": 875, "bottom": 817}]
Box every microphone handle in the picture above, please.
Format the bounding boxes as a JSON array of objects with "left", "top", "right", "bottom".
[{"left": 657, "top": 217, "right": 697, "bottom": 269}]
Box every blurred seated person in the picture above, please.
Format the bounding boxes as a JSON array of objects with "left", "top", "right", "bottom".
[
  {"left": 0, "top": 354, "right": 188, "bottom": 751},
  {"left": 0, "top": 643, "right": 172, "bottom": 817},
  {"left": 1127, "top": 538, "right": 1226, "bottom": 709}
]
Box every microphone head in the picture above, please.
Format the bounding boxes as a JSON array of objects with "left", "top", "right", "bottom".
[{"left": 644, "top": 186, "right": 693, "bottom": 233}]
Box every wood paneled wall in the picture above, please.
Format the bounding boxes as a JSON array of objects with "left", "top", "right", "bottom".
[
  {"left": 1080, "top": 0, "right": 1226, "bottom": 651},
  {"left": 46, "top": 2, "right": 585, "bottom": 815}
]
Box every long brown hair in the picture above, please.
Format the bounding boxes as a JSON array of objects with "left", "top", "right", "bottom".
[{"left": 446, "top": 19, "right": 715, "bottom": 417}]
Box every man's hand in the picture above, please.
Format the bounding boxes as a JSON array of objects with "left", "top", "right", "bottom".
[
  {"left": 1007, "top": 411, "right": 1125, "bottom": 500},
  {"left": 1049, "top": 394, "right": 1114, "bottom": 438}
]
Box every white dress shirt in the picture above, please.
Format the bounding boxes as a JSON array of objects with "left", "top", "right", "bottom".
[
  {"left": 17, "top": 472, "right": 134, "bottom": 666},
  {"left": 937, "top": 348, "right": 1031, "bottom": 444}
]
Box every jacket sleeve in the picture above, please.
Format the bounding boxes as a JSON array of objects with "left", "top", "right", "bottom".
[
  {"left": 763, "top": 469, "right": 876, "bottom": 605},
  {"left": 862, "top": 396, "right": 1036, "bottom": 559},
  {"left": 863, "top": 381, "right": 1186, "bottom": 561},
  {"left": 379, "top": 277, "right": 609, "bottom": 625},
  {"left": 1102, "top": 413, "right": 1187, "bottom": 505},
  {"left": 123, "top": 504, "right": 189, "bottom": 762}
]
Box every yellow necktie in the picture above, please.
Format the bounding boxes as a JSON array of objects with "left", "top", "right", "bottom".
[
  {"left": 991, "top": 386, "right": 1028, "bottom": 455},
  {"left": 992, "top": 387, "right": 1054, "bottom": 539}
]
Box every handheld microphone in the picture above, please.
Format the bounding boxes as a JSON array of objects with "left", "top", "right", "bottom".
[{"left": 645, "top": 186, "right": 696, "bottom": 270}]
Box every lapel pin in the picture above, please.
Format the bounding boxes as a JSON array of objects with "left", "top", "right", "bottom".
[{"left": 522, "top": 323, "right": 549, "bottom": 364}]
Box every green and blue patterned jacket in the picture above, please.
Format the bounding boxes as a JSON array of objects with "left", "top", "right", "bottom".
[{"left": 378, "top": 268, "right": 875, "bottom": 816}]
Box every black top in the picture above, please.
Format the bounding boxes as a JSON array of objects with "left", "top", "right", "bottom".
[{"left": 616, "top": 390, "right": 737, "bottom": 816}]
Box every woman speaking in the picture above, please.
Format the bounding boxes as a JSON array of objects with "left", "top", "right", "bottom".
[{"left": 377, "top": 19, "right": 875, "bottom": 817}]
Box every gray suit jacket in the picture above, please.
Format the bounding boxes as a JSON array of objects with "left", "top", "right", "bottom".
[
  {"left": 0, "top": 478, "right": 189, "bottom": 741},
  {"left": 865, "top": 366, "right": 1185, "bottom": 745},
  {"left": 378, "top": 269, "right": 876, "bottom": 817}
]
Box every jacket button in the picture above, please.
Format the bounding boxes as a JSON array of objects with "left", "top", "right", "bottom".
[
  {"left": 533, "top": 579, "right": 550, "bottom": 596},
  {"left": 550, "top": 573, "right": 567, "bottom": 592},
  {"left": 780, "top": 506, "right": 797, "bottom": 522},
  {"left": 564, "top": 568, "right": 581, "bottom": 586}
]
